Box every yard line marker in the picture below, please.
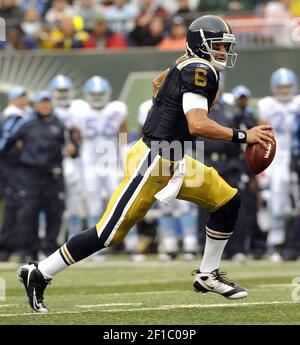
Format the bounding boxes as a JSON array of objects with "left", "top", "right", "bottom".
[
  {"left": 0, "top": 301, "right": 295, "bottom": 317},
  {"left": 0, "top": 304, "right": 18, "bottom": 308}
]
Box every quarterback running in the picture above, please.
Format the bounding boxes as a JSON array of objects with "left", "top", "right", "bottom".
[{"left": 18, "top": 15, "right": 274, "bottom": 312}]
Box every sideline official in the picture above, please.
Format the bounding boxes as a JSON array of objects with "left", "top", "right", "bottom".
[{"left": 0, "top": 91, "right": 78, "bottom": 261}]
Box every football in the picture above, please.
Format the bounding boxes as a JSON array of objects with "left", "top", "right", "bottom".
[{"left": 245, "top": 140, "right": 276, "bottom": 174}]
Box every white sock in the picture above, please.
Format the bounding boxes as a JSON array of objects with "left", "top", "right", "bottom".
[
  {"left": 38, "top": 249, "right": 69, "bottom": 279},
  {"left": 200, "top": 236, "right": 228, "bottom": 273}
]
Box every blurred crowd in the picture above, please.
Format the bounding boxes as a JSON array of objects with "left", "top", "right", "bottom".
[
  {"left": 1, "top": 0, "right": 300, "bottom": 51},
  {"left": 1, "top": 65, "right": 300, "bottom": 264}
]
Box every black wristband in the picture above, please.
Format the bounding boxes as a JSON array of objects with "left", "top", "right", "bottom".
[{"left": 232, "top": 129, "right": 247, "bottom": 143}]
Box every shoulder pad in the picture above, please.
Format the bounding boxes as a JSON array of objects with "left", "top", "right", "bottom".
[
  {"left": 257, "top": 97, "right": 274, "bottom": 120},
  {"left": 106, "top": 101, "right": 128, "bottom": 118},
  {"left": 179, "top": 58, "right": 219, "bottom": 97},
  {"left": 257, "top": 96, "right": 274, "bottom": 111}
]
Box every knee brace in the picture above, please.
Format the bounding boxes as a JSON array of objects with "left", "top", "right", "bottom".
[{"left": 206, "top": 192, "right": 241, "bottom": 237}]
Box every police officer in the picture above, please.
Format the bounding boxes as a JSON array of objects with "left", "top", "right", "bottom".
[{"left": 0, "top": 91, "right": 78, "bottom": 261}]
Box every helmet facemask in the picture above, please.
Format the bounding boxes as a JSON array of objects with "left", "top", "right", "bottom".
[
  {"left": 86, "top": 91, "right": 111, "bottom": 109},
  {"left": 200, "top": 30, "right": 237, "bottom": 71},
  {"left": 272, "top": 84, "right": 296, "bottom": 103},
  {"left": 52, "top": 89, "right": 72, "bottom": 108},
  {"left": 186, "top": 28, "right": 238, "bottom": 71}
]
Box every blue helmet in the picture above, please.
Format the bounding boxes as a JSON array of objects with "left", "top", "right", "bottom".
[
  {"left": 49, "top": 75, "right": 73, "bottom": 107},
  {"left": 271, "top": 68, "right": 298, "bottom": 102},
  {"left": 83, "top": 76, "right": 112, "bottom": 109}
]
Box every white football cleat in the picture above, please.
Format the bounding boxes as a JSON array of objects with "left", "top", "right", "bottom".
[{"left": 193, "top": 269, "right": 248, "bottom": 299}]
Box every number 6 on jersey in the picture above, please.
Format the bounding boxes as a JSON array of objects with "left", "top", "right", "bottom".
[{"left": 194, "top": 68, "right": 208, "bottom": 87}]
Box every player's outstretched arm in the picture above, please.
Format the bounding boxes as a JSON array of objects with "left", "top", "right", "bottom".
[{"left": 185, "top": 108, "right": 274, "bottom": 150}]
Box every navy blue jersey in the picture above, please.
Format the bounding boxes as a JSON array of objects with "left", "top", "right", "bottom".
[{"left": 143, "top": 54, "right": 219, "bottom": 147}]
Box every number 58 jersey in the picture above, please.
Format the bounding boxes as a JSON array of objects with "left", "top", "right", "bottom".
[
  {"left": 73, "top": 99, "right": 128, "bottom": 165},
  {"left": 143, "top": 54, "right": 219, "bottom": 147}
]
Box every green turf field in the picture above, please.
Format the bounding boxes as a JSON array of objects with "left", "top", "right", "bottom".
[{"left": 0, "top": 256, "right": 299, "bottom": 325}]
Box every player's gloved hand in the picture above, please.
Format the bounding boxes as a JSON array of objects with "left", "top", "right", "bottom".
[{"left": 246, "top": 125, "right": 275, "bottom": 150}]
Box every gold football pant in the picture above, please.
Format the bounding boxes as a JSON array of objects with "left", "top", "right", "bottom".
[{"left": 96, "top": 139, "right": 237, "bottom": 247}]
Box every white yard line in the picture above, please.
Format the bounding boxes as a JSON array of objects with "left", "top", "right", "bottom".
[
  {"left": 257, "top": 283, "right": 296, "bottom": 288},
  {"left": 0, "top": 304, "right": 18, "bottom": 308},
  {"left": 76, "top": 303, "right": 142, "bottom": 308},
  {"left": 94, "top": 278, "right": 190, "bottom": 286},
  {"left": 1, "top": 259, "right": 299, "bottom": 270},
  {"left": 0, "top": 301, "right": 295, "bottom": 318}
]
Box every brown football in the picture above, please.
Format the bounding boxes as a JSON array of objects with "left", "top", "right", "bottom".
[{"left": 245, "top": 140, "right": 276, "bottom": 174}]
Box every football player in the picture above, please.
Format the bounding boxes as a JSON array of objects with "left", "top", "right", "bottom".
[
  {"left": 77, "top": 76, "right": 128, "bottom": 228},
  {"left": 18, "top": 15, "right": 274, "bottom": 312},
  {"left": 49, "top": 75, "right": 84, "bottom": 239},
  {"left": 257, "top": 68, "right": 299, "bottom": 259}
]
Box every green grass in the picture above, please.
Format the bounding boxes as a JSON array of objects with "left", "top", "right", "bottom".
[{"left": 0, "top": 256, "right": 299, "bottom": 325}]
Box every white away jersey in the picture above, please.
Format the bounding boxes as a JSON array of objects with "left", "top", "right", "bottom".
[
  {"left": 257, "top": 96, "right": 299, "bottom": 161},
  {"left": 75, "top": 100, "right": 128, "bottom": 164},
  {"left": 53, "top": 99, "right": 88, "bottom": 128}
]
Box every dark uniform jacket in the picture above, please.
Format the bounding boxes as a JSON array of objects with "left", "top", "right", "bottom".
[{"left": 0, "top": 111, "right": 77, "bottom": 174}]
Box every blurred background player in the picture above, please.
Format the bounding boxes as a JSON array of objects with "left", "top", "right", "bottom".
[
  {"left": 257, "top": 67, "right": 299, "bottom": 260},
  {"left": 157, "top": 200, "right": 198, "bottom": 261},
  {"left": 78, "top": 76, "right": 128, "bottom": 228},
  {"left": 0, "top": 87, "right": 31, "bottom": 261},
  {"left": 280, "top": 90, "right": 300, "bottom": 260},
  {"left": 49, "top": 74, "right": 84, "bottom": 240}
]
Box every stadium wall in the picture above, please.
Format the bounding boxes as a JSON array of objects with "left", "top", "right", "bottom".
[{"left": 1, "top": 47, "right": 299, "bottom": 129}]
